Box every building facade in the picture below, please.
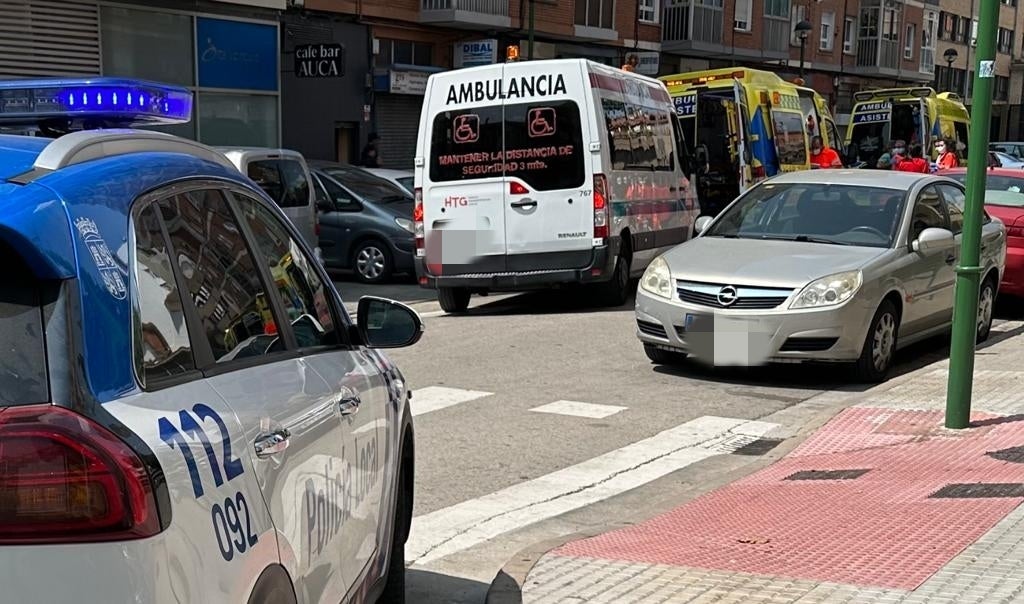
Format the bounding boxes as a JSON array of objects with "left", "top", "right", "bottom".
[{"left": 657, "top": 0, "right": 1024, "bottom": 138}]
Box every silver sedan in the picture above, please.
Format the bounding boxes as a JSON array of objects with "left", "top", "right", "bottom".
[{"left": 635, "top": 170, "right": 1006, "bottom": 382}]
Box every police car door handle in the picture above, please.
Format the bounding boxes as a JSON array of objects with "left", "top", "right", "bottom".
[
  {"left": 338, "top": 394, "right": 361, "bottom": 416},
  {"left": 254, "top": 428, "right": 291, "bottom": 458},
  {"left": 510, "top": 199, "right": 537, "bottom": 208}
]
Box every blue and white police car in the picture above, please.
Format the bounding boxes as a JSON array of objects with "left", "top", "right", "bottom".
[{"left": 0, "top": 78, "right": 419, "bottom": 604}]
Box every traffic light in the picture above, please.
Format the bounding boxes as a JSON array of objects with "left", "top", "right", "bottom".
[{"left": 506, "top": 44, "right": 520, "bottom": 62}]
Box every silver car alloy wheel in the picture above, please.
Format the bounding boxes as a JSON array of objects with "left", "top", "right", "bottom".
[
  {"left": 977, "top": 283, "right": 994, "bottom": 335},
  {"left": 357, "top": 245, "right": 386, "bottom": 280},
  {"left": 872, "top": 312, "right": 896, "bottom": 372}
]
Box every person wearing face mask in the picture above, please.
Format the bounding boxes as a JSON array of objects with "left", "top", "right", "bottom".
[
  {"left": 935, "top": 138, "right": 959, "bottom": 169},
  {"left": 876, "top": 140, "right": 906, "bottom": 170},
  {"left": 809, "top": 135, "right": 843, "bottom": 169},
  {"left": 895, "top": 144, "right": 930, "bottom": 173}
]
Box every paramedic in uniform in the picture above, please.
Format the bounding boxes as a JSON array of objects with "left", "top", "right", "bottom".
[{"left": 809, "top": 135, "right": 843, "bottom": 169}]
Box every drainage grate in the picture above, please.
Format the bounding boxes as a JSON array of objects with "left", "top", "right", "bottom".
[
  {"left": 732, "top": 438, "right": 784, "bottom": 456},
  {"left": 784, "top": 469, "right": 871, "bottom": 481},
  {"left": 930, "top": 483, "right": 1024, "bottom": 499},
  {"left": 987, "top": 446, "right": 1024, "bottom": 464}
]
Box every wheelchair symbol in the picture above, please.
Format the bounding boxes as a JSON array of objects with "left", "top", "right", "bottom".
[
  {"left": 528, "top": 107, "right": 556, "bottom": 138},
  {"left": 453, "top": 114, "right": 479, "bottom": 144}
]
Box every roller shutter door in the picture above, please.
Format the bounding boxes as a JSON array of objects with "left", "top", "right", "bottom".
[
  {"left": 375, "top": 94, "right": 424, "bottom": 171},
  {"left": 0, "top": 0, "right": 100, "bottom": 78}
]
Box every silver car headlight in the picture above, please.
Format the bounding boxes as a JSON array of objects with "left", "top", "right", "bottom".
[
  {"left": 790, "top": 271, "right": 863, "bottom": 309},
  {"left": 395, "top": 217, "right": 415, "bottom": 233},
  {"left": 640, "top": 256, "right": 673, "bottom": 299}
]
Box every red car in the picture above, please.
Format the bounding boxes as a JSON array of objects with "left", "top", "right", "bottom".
[{"left": 939, "top": 167, "right": 1024, "bottom": 297}]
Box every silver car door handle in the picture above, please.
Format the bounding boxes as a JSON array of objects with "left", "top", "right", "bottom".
[
  {"left": 510, "top": 199, "right": 537, "bottom": 208},
  {"left": 338, "top": 394, "right": 362, "bottom": 416},
  {"left": 254, "top": 428, "right": 291, "bottom": 458}
]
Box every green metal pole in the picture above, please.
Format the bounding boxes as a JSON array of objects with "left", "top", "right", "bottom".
[
  {"left": 528, "top": 0, "right": 535, "bottom": 60},
  {"left": 945, "top": 0, "right": 998, "bottom": 429}
]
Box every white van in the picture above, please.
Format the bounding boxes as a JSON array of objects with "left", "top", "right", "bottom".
[
  {"left": 218, "top": 147, "right": 321, "bottom": 261},
  {"left": 413, "top": 58, "right": 699, "bottom": 313}
]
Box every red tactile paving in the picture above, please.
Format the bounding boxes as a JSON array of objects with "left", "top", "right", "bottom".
[{"left": 555, "top": 408, "right": 1024, "bottom": 590}]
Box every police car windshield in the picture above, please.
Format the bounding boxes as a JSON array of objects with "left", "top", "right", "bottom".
[
  {"left": 0, "top": 242, "right": 50, "bottom": 406},
  {"left": 704, "top": 182, "right": 906, "bottom": 248}
]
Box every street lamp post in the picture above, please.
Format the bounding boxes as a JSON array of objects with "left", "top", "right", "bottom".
[
  {"left": 945, "top": 0, "right": 998, "bottom": 429},
  {"left": 795, "top": 20, "right": 813, "bottom": 80},
  {"left": 944, "top": 48, "right": 959, "bottom": 92}
]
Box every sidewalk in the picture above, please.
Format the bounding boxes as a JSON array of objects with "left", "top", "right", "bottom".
[{"left": 514, "top": 322, "right": 1024, "bottom": 603}]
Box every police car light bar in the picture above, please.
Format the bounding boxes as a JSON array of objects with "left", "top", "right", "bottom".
[{"left": 0, "top": 77, "right": 192, "bottom": 127}]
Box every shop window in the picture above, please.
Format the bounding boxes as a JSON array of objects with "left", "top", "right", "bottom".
[
  {"left": 198, "top": 93, "right": 278, "bottom": 147},
  {"left": 100, "top": 6, "right": 194, "bottom": 86}
]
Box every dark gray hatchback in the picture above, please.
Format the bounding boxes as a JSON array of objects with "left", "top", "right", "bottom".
[{"left": 310, "top": 162, "right": 416, "bottom": 283}]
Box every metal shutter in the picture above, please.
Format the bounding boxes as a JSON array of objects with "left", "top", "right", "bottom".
[
  {"left": 375, "top": 94, "right": 423, "bottom": 170},
  {"left": 0, "top": 0, "right": 100, "bottom": 78}
]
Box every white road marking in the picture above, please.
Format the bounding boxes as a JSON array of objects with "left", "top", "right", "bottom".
[
  {"left": 410, "top": 386, "right": 493, "bottom": 417},
  {"left": 406, "top": 415, "right": 779, "bottom": 565},
  {"left": 529, "top": 400, "right": 628, "bottom": 419}
]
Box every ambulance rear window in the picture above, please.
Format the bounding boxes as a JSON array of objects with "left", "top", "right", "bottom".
[
  {"left": 0, "top": 242, "right": 49, "bottom": 406},
  {"left": 430, "top": 100, "right": 585, "bottom": 191}
]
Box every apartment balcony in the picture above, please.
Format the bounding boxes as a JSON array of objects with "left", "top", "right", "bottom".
[
  {"left": 662, "top": 1, "right": 724, "bottom": 55},
  {"left": 852, "top": 36, "right": 931, "bottom": 82},
  {"left": 420, "top": 0, "right": 512, "bottom": 29}
]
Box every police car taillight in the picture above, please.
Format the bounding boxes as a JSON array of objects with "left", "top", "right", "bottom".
[
  {"left": 593, "top": 174, "right": 610, "bottom": 242},
  {"left": 0, "top": 405, "right": 161, "bottom": 544},
  {"left": 413, "top": 188, "right": 425, "bottom": 256}
]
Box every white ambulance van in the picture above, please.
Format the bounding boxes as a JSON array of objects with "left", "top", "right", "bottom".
[{"left": 413, "top": 58, "right": 699, "bottom": 313}]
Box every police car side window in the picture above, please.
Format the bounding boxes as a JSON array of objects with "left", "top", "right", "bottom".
[
  {"left": 234, "top": 195, "right": 340, "bottom": 349},
  {"left": 133, "top": 204, "right": 197, "bottom": 385},
  {"left": 159, "top": 190, "right": 285, "bottom": 364}
]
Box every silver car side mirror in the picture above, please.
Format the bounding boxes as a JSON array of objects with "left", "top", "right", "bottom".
[
  {"left": 912, "top": 227, "right": 955, "bottom": 255},
  {"left": 694, "top": 215, "right": 713, "bottom": 235}
]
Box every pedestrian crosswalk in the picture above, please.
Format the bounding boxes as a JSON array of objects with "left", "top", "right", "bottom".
[
  {"left": 409, "top": 386, "right": 493, "bottom": 417},
  {"left": 529, "top": 400, "right": 628, "bottom": 419},
  {"left": 405, "top": 414, "right": 780, "bottom": 565}
]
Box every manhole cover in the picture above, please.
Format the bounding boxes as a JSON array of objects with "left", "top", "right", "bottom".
[
  {"left": 784, "top": 469, "right": 871, "bottom": 481},
  {"left": 987, "top": 446, "right": 1024, "bottom": 464},
  {"left": 930, "top": 483, "right": 1024, "bottom": 499},
  {"left": 733, "top": 438, "right": 784, "bottom": 456}
]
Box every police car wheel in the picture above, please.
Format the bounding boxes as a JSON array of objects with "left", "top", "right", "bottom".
[
  {"left": 378, "top": 463, "right": 408, "bottom": 604},
  {"left": 644, "top": 343, "right": 687, "bottom": 365},
  {"left": 438, "top": 287, "right": 471, "bottom": 314},
  {"left": 353, "top": 240, "right": 393, "bottom": 283}
]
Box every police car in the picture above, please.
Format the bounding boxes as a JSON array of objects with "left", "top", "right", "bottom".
[{"left": 0, "top": 78, "right": 419, "bottom": 604}]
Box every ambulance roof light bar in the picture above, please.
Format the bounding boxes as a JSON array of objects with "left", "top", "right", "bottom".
[{"left": 0, "top": 77, "right": 193, "bottom": 133}]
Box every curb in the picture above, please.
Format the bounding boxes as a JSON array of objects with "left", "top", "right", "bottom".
[{"left": 481, "top": 347, "right": 971, "bottom": 604}]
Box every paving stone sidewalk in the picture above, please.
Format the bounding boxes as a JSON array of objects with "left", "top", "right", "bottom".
[{"left": 519, "top": 322, "right": 1024, "bottom": 603}]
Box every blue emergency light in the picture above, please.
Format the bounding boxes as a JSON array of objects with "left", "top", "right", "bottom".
[{"left": 0, "top": 77, "right": 192, "bottom": 128}]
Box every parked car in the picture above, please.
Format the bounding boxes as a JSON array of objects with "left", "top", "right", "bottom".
[
  {"left": 990, "top": 150, "right": 1024, "bottom": 169},
  {"left": 635, "top": 170, "right": 1005, "bottom": 382},
  {"left": 940, "top": 167, "right": 1024, "bottom": 297},
  {"left": 311, "top": 161, "right": 416, "bottom": 283},
  {"left": 0, "top": 77, "right": 419, "bottom": 604},
  {"left": 991, "top": 142, "right": 1024, "bottom": 159},
  {"left": 365, "top": 168, "right": 414, "bottom": 194},
  {"left": 217, "top": 147, "right": 321, "bottom": 260}
]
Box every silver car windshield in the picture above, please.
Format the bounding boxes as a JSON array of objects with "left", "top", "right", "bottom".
[{"left": 704, "top": 182, "right": 906, "bottom": 248}]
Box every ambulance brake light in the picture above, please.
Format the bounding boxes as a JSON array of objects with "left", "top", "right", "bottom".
[{"left": 0, "top": 77, "right": 193, "bottom": 127}]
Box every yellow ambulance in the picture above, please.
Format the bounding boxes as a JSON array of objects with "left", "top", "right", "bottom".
[
  {"left": 661, "top": 68, "right": 841, "bottom": 215},
  {"left": 844, "top": 87, "right": 970, "bottom": 167}
]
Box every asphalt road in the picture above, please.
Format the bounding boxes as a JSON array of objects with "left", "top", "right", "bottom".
[{"left": 332, "top": 276, "right": 1024, "bottom": 604}]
